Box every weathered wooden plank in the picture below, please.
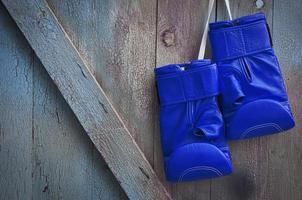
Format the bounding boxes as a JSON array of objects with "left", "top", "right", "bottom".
[
  {"left": 268, "top": 0, "right": 302, "bottom": 199},
  {"left": 46, "top": 0, "right": 157, "bottom": 172},
  {"left": 155, "top": 1, "right": 216, "bottom": 199},
  {"left": 33, "top": 0, "right": 127, "bottom": 198},
  {"left": 0, "top": 2, "right": 125, "bottom": 199},
  {"left": 1, "top": 0, "right": 171, "bottom": 199},
  {"left": 32, "top": 56, "right": 126, "bottom": 199},
  {"left": 0, "top": 4, "right": 33, "bottom": 199}
]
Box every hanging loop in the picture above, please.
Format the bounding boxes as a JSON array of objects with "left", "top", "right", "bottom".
[{"left": 198, "top": 0, "right": 233, "bottom": 60}]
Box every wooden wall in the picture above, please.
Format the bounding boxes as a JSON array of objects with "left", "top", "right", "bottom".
[{"left": 0, "top": 0, "right": 301, "bottom": 199}]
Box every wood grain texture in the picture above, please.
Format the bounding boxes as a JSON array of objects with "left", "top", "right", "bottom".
[
  {"left": 1, "top": 0, "right": 302, "bottom": 199},
  {"left": 32, "top": 56, "right": 126, "bottom": 199},
  {"left": 268, "top": 0, "right": 302, "bottom": 199},
  {"left": 0, "top": 2, "right": 126, "bottom": 200},
  {"left": 155, "top": 1, "right": 216, "bottom": 200},
  {"left": 1, "top": 0, "right": 171, "bottom": 199},
  {"left": 0, "top": 5, "right": 33, "bottom": 200},
  {"left": 46, "top": 0, "right": 157, "bottom": 169},
  {"left": 215, "top": 1, "right": 302, "bottom": 200},
  {"left": 33, "top": 0, "right": 127, "bottom": 199}
]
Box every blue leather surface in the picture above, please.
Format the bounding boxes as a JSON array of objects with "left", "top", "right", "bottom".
[
  {"left": 209, "top": 13, "right": 295, "bottom": 140},
  {"left": 155, "top": 60, "right": 233, "bottom": 182}
]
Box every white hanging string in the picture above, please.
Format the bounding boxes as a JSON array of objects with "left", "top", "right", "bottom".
[
  {"left": 225, "top": 0, "right": 233, "bottom": 21},
  {"left": 197, "top": 0, "right": 215, "bottom": 60},
  {"left": 198, "top": 0, "right": 233, "bottom": 59}
]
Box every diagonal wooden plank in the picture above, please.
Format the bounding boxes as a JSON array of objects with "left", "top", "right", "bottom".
[{"left": 1, "top": 0, "right": 171, "bottom": 199}]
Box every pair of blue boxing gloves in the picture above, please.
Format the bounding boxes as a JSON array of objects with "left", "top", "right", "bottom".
[{"left": 155, "top": 13, "right": 295, "bottom": 182}]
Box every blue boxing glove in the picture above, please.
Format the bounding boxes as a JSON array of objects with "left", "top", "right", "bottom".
[
  {"left": 209, "top": 13, "right": 295, "bottom": 140},
  {"left": 155, "top": 59, "right": 232, "bottom": 182}
]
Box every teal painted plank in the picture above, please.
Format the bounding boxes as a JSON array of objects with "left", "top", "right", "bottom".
[
  {"left": 32, "top": 57, "right": 126, "bottom": 199},
  {"left": 0, "top": 3, "right": 33, "bottom": 200}
]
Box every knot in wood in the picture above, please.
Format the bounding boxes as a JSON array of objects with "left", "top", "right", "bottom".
[{"left": 161, "top": 28, "right": 176, "bottom": 47}]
